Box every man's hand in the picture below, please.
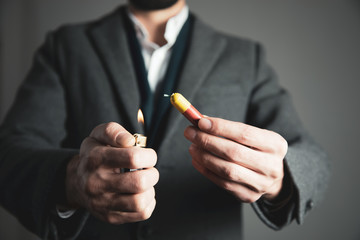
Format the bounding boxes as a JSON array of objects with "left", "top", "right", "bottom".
[
  {"left": 65, "top": 122, "right": 159, "bottom": 224},
  {"left": 184, "top": 117, "right": 288, "bottom": 203}
]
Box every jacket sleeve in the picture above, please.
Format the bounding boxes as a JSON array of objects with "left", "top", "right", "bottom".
[
  {"left": 247, "top": 43, "right": 330, "bottom": 230},
  {"left": 0, "top": 32, "right": 88, "bottom": 239}
]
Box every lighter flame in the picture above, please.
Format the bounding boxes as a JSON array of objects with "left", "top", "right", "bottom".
[{"left": 137, "top": 109, "right": 144, "bottom": 125}]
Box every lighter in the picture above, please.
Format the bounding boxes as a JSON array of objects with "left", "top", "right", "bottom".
[
  {"left": 133, "top": 133, "right": 147, "bottom": 147},
  {"left": 133, "top": 109, "right": 147, "bottom": 148},
  {"left": 121, "top": 110, "right": 147, "bottom": 172}
]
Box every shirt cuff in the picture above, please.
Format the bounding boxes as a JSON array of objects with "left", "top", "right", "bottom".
[{"left": 56, "top": 205, "right": 77, "bottom": 219}]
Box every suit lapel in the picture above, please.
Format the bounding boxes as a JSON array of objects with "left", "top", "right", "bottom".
[
  {"left": 159, "top": 17, "right": 227, "bottom": 151},
  {"left": 88, "top": 7, "right": 143, "bottom": 134}
]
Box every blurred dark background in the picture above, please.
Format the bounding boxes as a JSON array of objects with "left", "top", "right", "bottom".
[{"left": 1, "top": 0, "right": 360, "bottom": 239}]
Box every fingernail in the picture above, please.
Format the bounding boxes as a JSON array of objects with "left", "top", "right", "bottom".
[
  {"left": 185, "top": 127, "right": 197, "bottom": 140},
  {"left": 199, "top": 118, "right": 212, "bottom": 130}
]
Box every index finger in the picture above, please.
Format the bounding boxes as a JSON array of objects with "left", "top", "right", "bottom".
[
  {"left": 90, "top": 122, "right": 135, "bottom": 147},
  {"left": 198, "top": 117, "right": 282, "bottom": 152},
  {"left": 102, "top": 147, "right": 157, "bottom": 169}
]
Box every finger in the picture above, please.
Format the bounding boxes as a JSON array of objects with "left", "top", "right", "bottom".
[
  {"left": 198, "top": 117, "right": 285, "bottom": 153},
  {"left": 185, "top": 127, "right": 268, "bottom": 173},
  {"left": 102, "top": 147, "right": 157, "bottom": 169},
  {"left": 104, "top": 198, "right": 156, "bottom": 224},
  {"left": 189, "top": 145, "right": 270, "bottom": 194},
  {"left": 92, "top": 187, "right": 155, "bottom": 212},
  {"left": 102, "top": 167, "right": 160, "bottom": 194},
  {"left": 192, "top": 159, "right": 262, "bottom": 203},
  {"left": 79, "top": 137, "right": 103, "bottom": 169},
  {"left": 90, "top": 122, "right": 135, "bottom": 147}
]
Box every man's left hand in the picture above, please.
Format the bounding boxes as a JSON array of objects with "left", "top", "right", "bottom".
[{"left": 184, "top": 117, "right": 288, "bottom": 203}]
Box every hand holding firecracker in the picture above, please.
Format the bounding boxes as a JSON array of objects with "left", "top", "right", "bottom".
[{"left": 169, "top": 93, "right": 288, "bottom": 203}]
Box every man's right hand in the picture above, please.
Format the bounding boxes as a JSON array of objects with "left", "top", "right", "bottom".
[{"left": 65, "top": 122, "right": 159, "bottom": 224}]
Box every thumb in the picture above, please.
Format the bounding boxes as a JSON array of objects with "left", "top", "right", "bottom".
[{"left": 90, "top": 122, "right": 135, "bottom": 147}]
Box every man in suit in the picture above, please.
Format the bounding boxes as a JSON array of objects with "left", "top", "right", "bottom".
[{"left": 0, "top": 0, "right": 329, "bottom": 239}]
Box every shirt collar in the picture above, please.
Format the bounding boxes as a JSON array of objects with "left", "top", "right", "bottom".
[{"left": 127, "top": 5, "right": 189, "bottom": 49}]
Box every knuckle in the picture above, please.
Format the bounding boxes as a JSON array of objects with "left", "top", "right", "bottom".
[
  {"left": 240, "top": 125, "right": 253, "bottom": 143},
  {"left": 154, "top": 169, "right": 160, "bottom": 185},
  {"left": 134, "top": 175, "right": 148, "bottom": 192},
  {"left": 221, "top": 166, "right": 238, "bottom": 181},
  {"left": 279, "top": 138, "right": 288, "bottom": 156},
  {"left": 87, "top": 145, "right": 98, "bottom": 158},
  {"left": 106, "top": 214, "right": 122, "bottom": 225},
  {"left": 226, "top": 145, "right": 242, "bottom": 162},
  {"left": 149, "top": 169, "right": 160, "bottom": 186},
  {"left": 199, "top": 134, "right": 211, "bottom": 149},
  {"left": 268, "top": 168, "right": 280, "bottom": 179},
  {"left": 102, "top": 192, "right": 113, "bottom": 202},
  {"left": 134, "top": 196, "right": 147, "bottom": 212},
  {"left": 267, "top": 158, "right": 283, "bottom": 179},
  {"left": 126, "top": 148, "right": 137, "bottom": 165},
  {"left": 264, "top": 178, "right": 276, "bottom": 192},
  {"left": 272, "top": 131, "right": 288, "bottom": 156},
  {"left": 254, "top": 183, "right": 266, "bottom": 195},
  {"left": 104, "top": 122, "right": 118, "bottom": 140},
  {"left": 80, "top": 137, "right": 92, "bottom": 149},
  {"left": 85, "top": 177, "right": 94, "bottom": 195},
  {"left": 150, "top": 187, "right": 156, "bottom": 198},
  {"left": 220, "top": 181, "right": 233, "bottom": 192},
  {"left": 188, "top": 144, "right": 197, "bottom": 156},
  {"left": 139, "top": 204, "right": 154, "bottom": 220},
  {"left": 85, "top": 174, "right": 101, "bottom": 196},
  {"left": 149, "top": 149, "right": 158, "bottom": 164},
  {"left": 106, "top": 215, "right": 116, "bottom": 224},
  {"left": 86, "top": 147, "right": 103, "bottom": 168},
  {"left": 127, "top": 148, "right": 139, "bottom": 165},
  {"left": 138, "top": 211, "right": 150, "bottom": 221}
]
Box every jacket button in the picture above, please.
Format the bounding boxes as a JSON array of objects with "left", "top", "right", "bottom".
[{"left": 306, "top": 200, "right": 314, "bottom": 212}]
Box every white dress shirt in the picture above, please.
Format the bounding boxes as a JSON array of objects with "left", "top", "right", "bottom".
[
  {"left": 128, "top": 5, "right": 189, "bottom": 92},
  {"left": 57, "top": 5, "right": 189, "bottom": 219}
]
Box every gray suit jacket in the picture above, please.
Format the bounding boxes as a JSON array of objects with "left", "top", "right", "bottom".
[{"left": 0, "top": 6, "right": 329, "bottom": 240}]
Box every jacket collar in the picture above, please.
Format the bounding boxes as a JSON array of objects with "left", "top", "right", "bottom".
[{"left": 88, "top": 6, "right": 142, "bottom": 133}]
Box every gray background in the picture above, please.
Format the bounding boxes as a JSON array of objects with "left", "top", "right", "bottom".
[{"left": 1, "top": 0, "right": 359, "bottom": 239}]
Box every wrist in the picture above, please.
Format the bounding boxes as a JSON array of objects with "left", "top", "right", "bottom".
[
  {"left": 56, "top": 205, "right": 77, "bottom": 218},
  {"left": 260, "top": 163, "right": 294, "bottom": 211},
  {"left": 263, "top": 178, "right": 283, "bottom": 201},
  {"left": 263, "top": 164, "right": 285, "bottom": 201},
  {"left": 51, "top": 154, "right": 77, "bottom": 208},
  {"left": 65, "top": 154, "right": 82, "bottom": 208}
]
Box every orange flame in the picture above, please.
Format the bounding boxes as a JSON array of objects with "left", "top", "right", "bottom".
[{"left": 137, "top": 109, "right": 144, "bottom": 125}]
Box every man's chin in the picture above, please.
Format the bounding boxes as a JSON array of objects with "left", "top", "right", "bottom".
[{"left": 128, "top": 0, "right": 179, "bottom": 11}]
